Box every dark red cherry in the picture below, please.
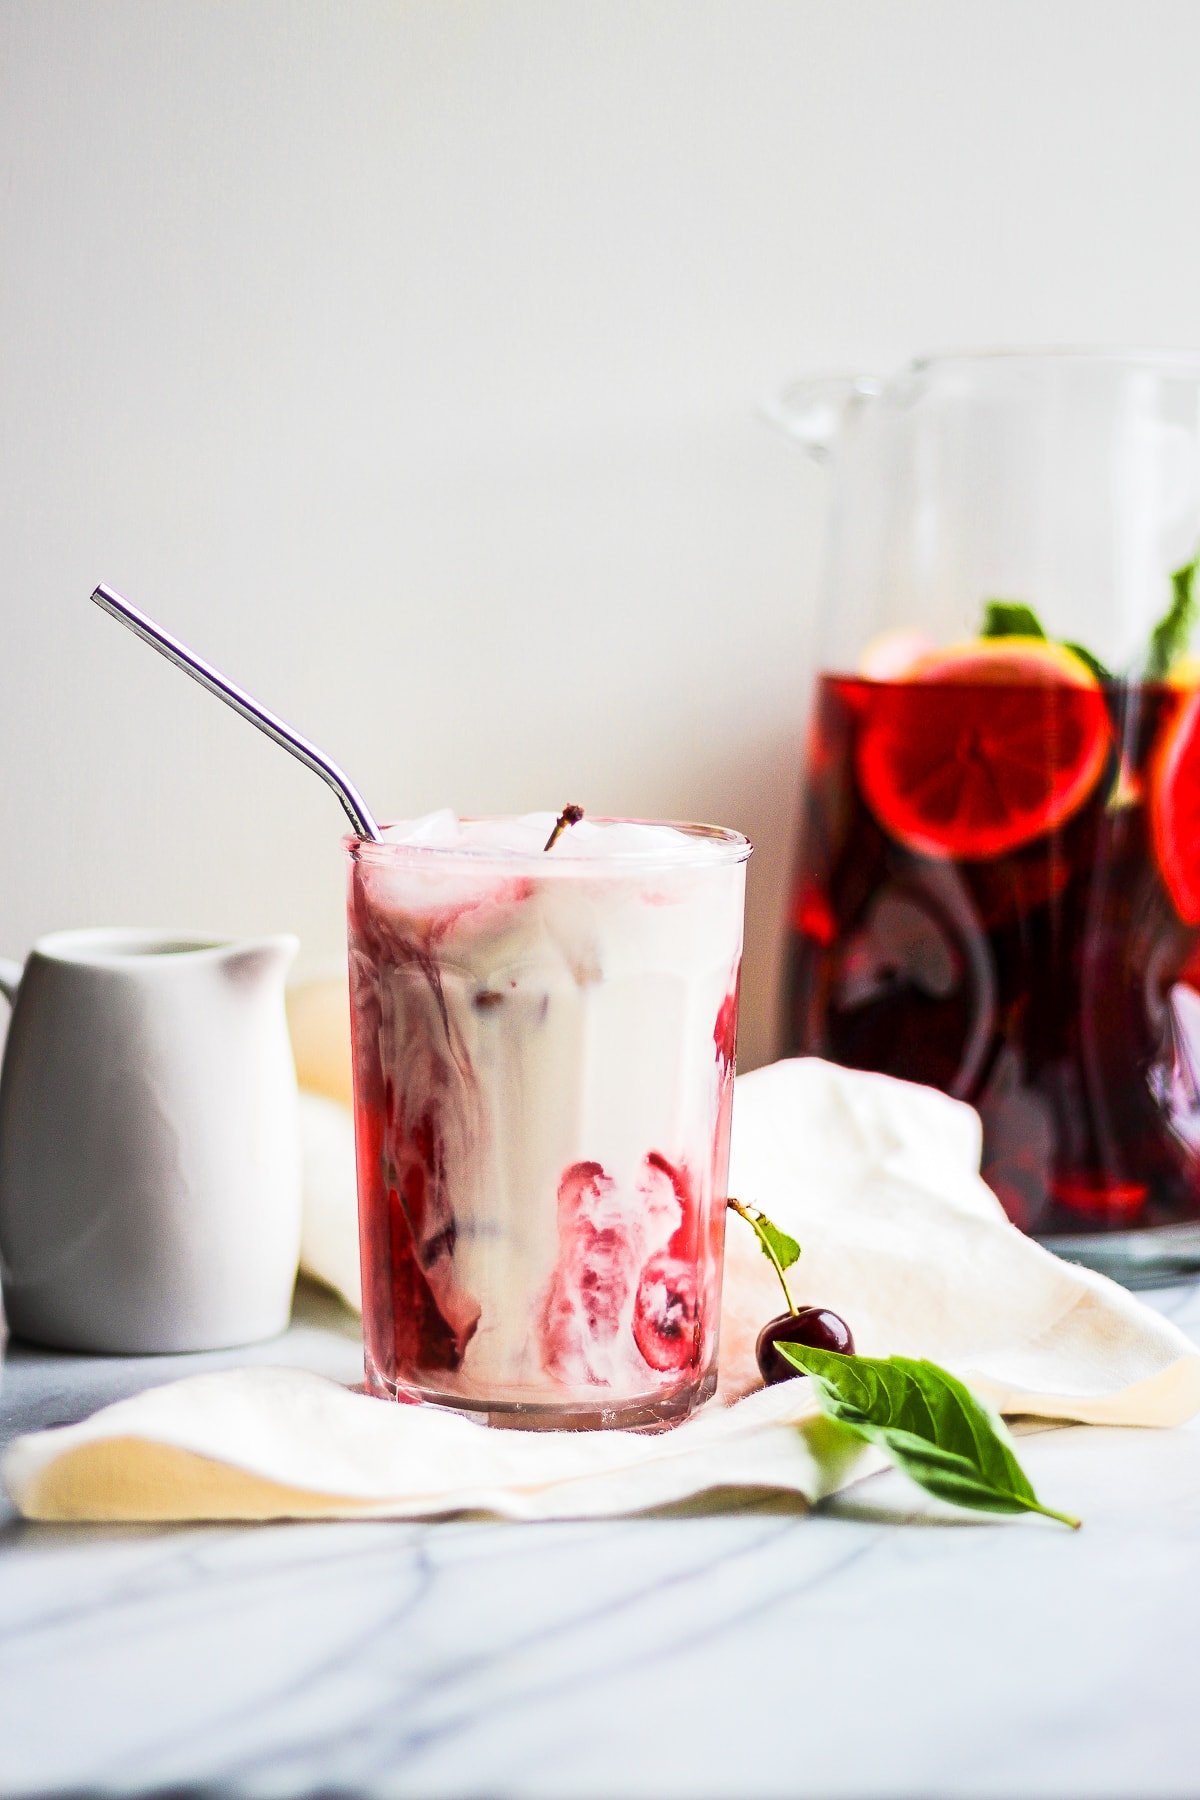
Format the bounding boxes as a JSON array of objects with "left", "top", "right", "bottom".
[{"left": 755, "top": 1307, "right": 855, "bottom": 1386}]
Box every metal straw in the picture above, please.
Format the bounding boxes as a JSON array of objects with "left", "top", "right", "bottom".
[{"left": 91, "top": 583, "right": 382, "bottom": 841}]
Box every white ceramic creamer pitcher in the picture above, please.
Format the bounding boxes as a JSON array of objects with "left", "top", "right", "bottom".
[{"left": 0, "top": 929, "right": 302, "bottom": 1352}]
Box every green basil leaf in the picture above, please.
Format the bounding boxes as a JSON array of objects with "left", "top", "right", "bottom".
[
  {"left": 777, "top": 1343, "right": 1080, "bottom": 1528},
  {"left": 980, "top": 601, "right": 1113, "bottom": 682},
  {"left": 981, "top": 600, "right": 1047, "bottom": 640},
  {"left": 1061, "top": 640, "right": 1113, "bottom": 683},
  {"left": 1146, "top": 557, "right": 1198, "bottom": 681}
]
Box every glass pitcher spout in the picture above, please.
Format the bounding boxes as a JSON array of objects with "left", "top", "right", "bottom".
[{"left": 761, "top": 373, "right": 884, "bottom": 460}]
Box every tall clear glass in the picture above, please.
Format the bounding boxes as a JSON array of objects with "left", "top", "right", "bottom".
[
  {"left": 775, "top": 351, "right": 1200, "bottom": 1286},
  {"left": 347, "top": 816, "right": 750, "bottom": 1428}
]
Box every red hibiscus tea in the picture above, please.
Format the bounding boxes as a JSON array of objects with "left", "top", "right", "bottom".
[
  {"left": 784, "top": 656, "right": 1200, "bottom": 1274},
  {"left": 347, "top": 813, "right": 749, "bottom": 1427}
]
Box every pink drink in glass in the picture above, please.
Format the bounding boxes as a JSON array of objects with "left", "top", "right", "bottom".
[{"left": 346, "top": 813, "right": 750, "bottom": 1429}]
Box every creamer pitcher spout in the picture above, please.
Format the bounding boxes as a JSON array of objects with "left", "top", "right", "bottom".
[{"left": 216, "top": 933, "right": 300, "bottom": 990}]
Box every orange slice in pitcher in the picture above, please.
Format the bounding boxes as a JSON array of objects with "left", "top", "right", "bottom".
[
  {"left": 1151, "top": 688, "right": 1200, "bottom": 923},
  {"left": 856, "top": 638, "right": 1111, "bottom": 859}
]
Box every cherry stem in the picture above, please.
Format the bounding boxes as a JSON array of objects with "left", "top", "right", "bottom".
[
  {"left": 543, "top": 803, "right": 585, "bottom": 852},
  {"left": 727, "top": 1197, "right": 798, "bottom": 1316}
]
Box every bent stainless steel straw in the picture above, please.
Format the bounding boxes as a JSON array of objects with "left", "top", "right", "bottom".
[{"left": 91, "top": 583, "right": 382, "bottom": 841}]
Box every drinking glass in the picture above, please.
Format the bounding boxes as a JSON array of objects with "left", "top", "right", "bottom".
[
  {"left": 346, "top": 815, "right": 750, "bottom": 1427},
  {"left": 774, "top": 351, "right": 1200, "bottom": 1285}
]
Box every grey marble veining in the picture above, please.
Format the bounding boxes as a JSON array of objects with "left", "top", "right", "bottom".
[{"left": 1, "top": 1279, "right": 1198, "bottom": 1799}]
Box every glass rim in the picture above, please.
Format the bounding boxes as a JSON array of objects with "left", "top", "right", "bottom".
[
  {"left": 909, "top": 345, "right": 1200, "bottom": 376},
  {"left": 346, "top": 816, "right": 753, "bottom": 869}
]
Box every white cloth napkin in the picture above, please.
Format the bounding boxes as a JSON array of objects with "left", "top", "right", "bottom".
[{"left": 6, "top": 1060, "right": 1199, "bottom": 1523}]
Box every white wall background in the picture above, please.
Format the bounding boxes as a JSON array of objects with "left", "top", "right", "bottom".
[{"left": 3, "top": 0, "right": 1200, "bottom": 1068}]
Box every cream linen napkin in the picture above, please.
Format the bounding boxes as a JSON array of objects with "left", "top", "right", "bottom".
[{"left": 5, "top": 1059, "right": 1200, "bottom": 1523}]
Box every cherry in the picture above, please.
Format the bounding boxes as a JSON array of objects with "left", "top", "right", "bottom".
[
  {"left": 755, "top": 1307, "right": 855, "bottom": 1386},
  {"left": 725, "top": 1196, "right": 856, "bottom": 1388}
]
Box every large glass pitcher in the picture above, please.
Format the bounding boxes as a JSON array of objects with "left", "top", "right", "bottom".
[{"left": 776, "top": 350, "right": 1200, "bottom": 1286}]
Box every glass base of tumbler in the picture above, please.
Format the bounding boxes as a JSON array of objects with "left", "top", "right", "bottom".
[
  {"left": 1040, "top": 1222, "right": 1200, "bottom": 1290},
  {"left": 364, "top": 1362, "right": 718, "bottom": 1431}
]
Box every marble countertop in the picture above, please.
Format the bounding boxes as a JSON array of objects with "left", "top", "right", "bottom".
[{"left": 1, "top": 1278, "right": 1198, "bottom": 1800}]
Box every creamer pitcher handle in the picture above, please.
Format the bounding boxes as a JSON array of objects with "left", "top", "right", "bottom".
[
  {"left": 761, "top": 374, "right": 883, "bottom": 460},
  {"left": 0, "top": 959, "right": 22, "bottom": 1007}
]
